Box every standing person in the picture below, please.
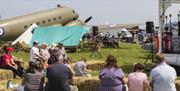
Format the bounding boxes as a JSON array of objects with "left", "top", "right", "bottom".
[
  {"left": 0, "top": 47, "right": 23, "bottom": 77},
  {"left": 7, "top": 61, "right": 45, "bottom": 91},
  {"left": 140, "top": 30, "right": 146, "bottom": 44},
  {"left": 150, "top": 52, "right": 177, "bottom": 91},
  {"left": 57, "top": 43, "right": 67, "bottom": 59},
  {"left": 75, "top": 58, "right": 91, "bottom": 77},
  {"left": 47, "top": 54, "right": 74, "bottom": 91},
  {"left": 40, "top": 43, "right": 50, "bottom": 68},
  {"left": 98, "top": 55, "right": 125, "bottom": 91},
  {"left": 117, "top": 31, "right": 121, "bottom": 41},
  {"left": 163, "top": 33, "right": 171, "bottom": 52},
  {"left": 40, "top": 43, "right": 50, "bottom": 61},
  {"left": 128, "top": 63, "right": 150, "bottom": 91},
  {"left": 131, "top": 30, "right": 136, "bottom": 43},
  {"left": 154, "top": 34, "right": 159, "bottom": 52},
  {"left": 30, "top": 40, "right": 44, "bottom": 62},
  {"left": 48, "top": 49, "right": 59, "bottom": 65}
]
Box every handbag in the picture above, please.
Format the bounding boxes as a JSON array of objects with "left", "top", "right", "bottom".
[
  {"left": 122, "top": 84, "right": 128, "bottom": 91},
  {"left": 120, "top": 78, "right": 128, "bottom": 91}
]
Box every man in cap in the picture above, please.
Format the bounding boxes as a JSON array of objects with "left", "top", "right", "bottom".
[
  {"left": 40, "top": 43, "right": 50, "bottom": 68},
  {"left": 30, "top": 40, "right": 44, "bottom": 62},
  {"left": 40, "top": 43, "right": 50, "bottom": 60}
]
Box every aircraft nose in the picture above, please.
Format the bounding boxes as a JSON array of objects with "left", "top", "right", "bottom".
[{"left": 0, "top": 27, "right": 5, "bottom": 37}]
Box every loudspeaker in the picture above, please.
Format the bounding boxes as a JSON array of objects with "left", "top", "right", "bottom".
[
  {"left": 92, "top": 26, "right": 98, "bottom": 36},
  {"left": 146, "top": 21, "right": 154, "bottom": 33},
  {"left": 178, "top": 21, "right": 180, "bottom": 36}
]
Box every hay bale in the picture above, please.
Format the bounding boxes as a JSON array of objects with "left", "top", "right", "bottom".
[
  {"left": 0, "top": 69, "right": 13, "bottom": 79},
  {"left": 71, "top": 77, "right": 99, "bottom": 91},
  {"left": 70, "top": 77, "right": 128, "bottom": 91},
  {"left": 86, "top": 61, "right": 105, "bottom": 71}
]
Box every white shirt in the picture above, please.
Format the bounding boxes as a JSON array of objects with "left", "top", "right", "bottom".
[
  {"left": 30, "top": 46, "right": 40, "bottom": 62},
  {"left": 40, "top": 48, "right": 50, "bottom": 60},
  {"left": 150, "top": 62, "right": 177, "bottom": 91},
  {"left": 59, "top": 47, "right": 66, "bottom": 56},
  {"left": 75, "top": 61, "right": 86, "bottom": 76}
]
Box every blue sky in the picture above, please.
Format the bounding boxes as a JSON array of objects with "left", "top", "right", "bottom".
[{"left": 0, "top": 0, "right": 180, "bottom": 25}]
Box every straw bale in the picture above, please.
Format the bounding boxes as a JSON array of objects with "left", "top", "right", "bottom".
[
  {"left": 86, "top": 61, "right": 105, "bottom": 71},
  {"left": 71, "top": 77, "right": 99, "bottom": 91},
  {"left": 0, "top": 69, "right": 13, "bottom": 79}
]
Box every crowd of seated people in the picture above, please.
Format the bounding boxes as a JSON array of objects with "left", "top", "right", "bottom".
[
  {"left": 3, "top": 40, "right": 92, "bottom": 91},
  {"left": 98, "top": 53, "right": 177, "bottom": 91},
  {"left": 81, "top": 32, "right": 120, "bottom": 48},
  {"left": 1, "top": 40, "right": 177, "bottom": 91}
]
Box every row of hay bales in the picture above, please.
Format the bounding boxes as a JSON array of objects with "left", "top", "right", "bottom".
[
  {"left": 71, "top": 76, "right": 180, "bottom": 91},
  {"left": 0, "top": 60, "right": 105, "bottom": 80}
]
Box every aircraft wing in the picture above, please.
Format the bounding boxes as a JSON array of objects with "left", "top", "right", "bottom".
[{"left": 98, "top": 23, "right": 144, "bottom": 31}]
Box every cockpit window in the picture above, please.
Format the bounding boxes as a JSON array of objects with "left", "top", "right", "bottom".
[{"left": 72, "top": 10, "right": 75, "bottom": 13}]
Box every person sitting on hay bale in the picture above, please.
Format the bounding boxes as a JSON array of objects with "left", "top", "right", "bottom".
[
  {"left": 47, "top": 54, "right": 78, "bottom": 91},
  {"left": 98, "top": 55, "right": 126, "bottom": 91},
  {"left": 75, "top": 58, "right": 91, "bottom": 77},
  {"left": 0, "top": 46, "right": 24, "bottom": 77},
  {"left": 64, "top": 57, "right": 76, "bottom": 75},
  {"left": 7, "top": 61, "right": 45, "bottom": 91},
  {"left": 128, "top": 63, "right": 151, "bottom": 91},
  {"left": 150, "top": 52, "right": 177, "bottom": 91}
]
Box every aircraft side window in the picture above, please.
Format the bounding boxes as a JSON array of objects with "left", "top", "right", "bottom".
[
  {"left": 42, "top": 20, "right": 46, "bottom": 24},
  {"left": 48, "top": 19, "right": 51, "bottom": 22},
  {"left": 24, "top": 25, "right": 28, "bottom": 29},
  {"left": 37, "top": 22, "right": 40, "bottom": 25},
  {"left": 53, "top": 18, "right": 56, "bottom": 21}
]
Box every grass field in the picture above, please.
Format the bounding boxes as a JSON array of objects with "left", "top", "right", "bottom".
[
  {"left": 0, "top": 43, "right": 180, "bottom": 90},
  {"left": 12, "top": 43, "right": 150, "bottom": 75}
]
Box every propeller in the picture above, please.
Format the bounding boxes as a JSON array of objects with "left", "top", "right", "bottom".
[{"left": 84, "top": 16, "right": 92, "bottom": 23}]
